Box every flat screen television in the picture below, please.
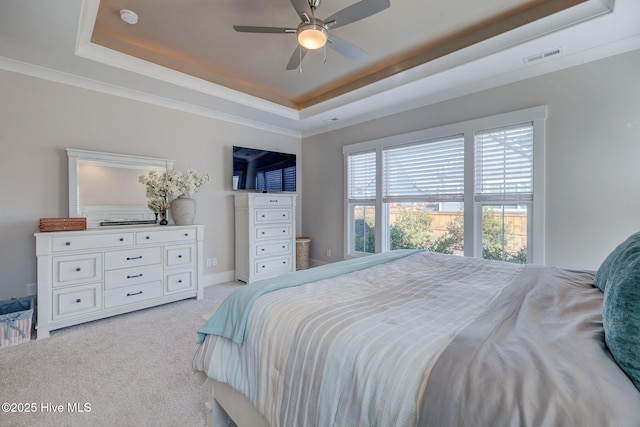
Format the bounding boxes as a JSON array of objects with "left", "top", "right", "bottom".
[{"left": 233, "top": 146, "right": 296, "bottom": 192}]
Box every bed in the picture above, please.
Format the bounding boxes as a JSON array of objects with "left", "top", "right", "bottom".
[{"left": 192, "top": 242, "right": 640, "bottom": 427}]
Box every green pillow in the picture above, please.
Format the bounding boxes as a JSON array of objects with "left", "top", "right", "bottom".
[
  {"left": 603, "top": 236, "right": 640, "bottom": 391},
  {"left": 594, "top": 232, "right": 640, "bottom": 292}
]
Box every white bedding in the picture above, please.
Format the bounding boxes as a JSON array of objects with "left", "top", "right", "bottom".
[
  {"left": 193, "top": 251, "right": 524, "bottom": 426},
  {"left": 194, "top": 251, "right": 640, "bottom": 426}
]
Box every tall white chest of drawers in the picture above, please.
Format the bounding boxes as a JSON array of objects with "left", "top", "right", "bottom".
[
  {"left": 234, "top": 193, "right": 296, "bottom": 283},
  {"left": 34, "top": 225, "right": 204, "bottom": 339}
]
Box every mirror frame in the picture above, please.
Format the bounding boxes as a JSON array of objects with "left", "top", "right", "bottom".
[{"left": 67, "top": 148, "right": 174, "bottom": 227}]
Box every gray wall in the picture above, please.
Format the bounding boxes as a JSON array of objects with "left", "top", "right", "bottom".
[
  {"left": 301, "top": 49, "right": 640, "bottom": 270},
  {"left": 2, "top": 48, "right": 639, "bottom": 300},
  {"left": 0, "top": 69, "right": 300, "bottom": 300}
]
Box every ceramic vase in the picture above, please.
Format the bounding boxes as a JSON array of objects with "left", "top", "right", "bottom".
[{"left": 171, "top": 196, "right": 196, "bottom": 225}]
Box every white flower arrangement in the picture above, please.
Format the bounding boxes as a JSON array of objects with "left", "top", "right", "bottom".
[
  {"left": 138, "top": 168, "right": 210, "bottom": 213},
  {"left": 164, "top": 168, "right": 211, "bottom": 197},
  {"left": 139, "top": 170, "right": 171, "bottom": 200},
  {"left": 147, "top": 196, "right": 169, "bottom": 213}
]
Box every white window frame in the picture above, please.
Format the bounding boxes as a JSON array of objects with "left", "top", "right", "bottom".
[
  {"left": 343, "top": 106, "right": 546, "bottom": 264},
  {"left": 345, "top": 150, "right": 380, "bottom": 257}
]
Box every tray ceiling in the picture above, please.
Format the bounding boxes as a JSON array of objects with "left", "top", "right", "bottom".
[{"left": 91, "top": 0, "right": 587, "bottom": 110}]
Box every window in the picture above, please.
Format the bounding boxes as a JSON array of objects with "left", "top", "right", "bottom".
[
  {"left": 347, "top": 151, "right": 376, "bottom": 255},
  {"left": 475, "top": 123, "right": 533, "bottom": 263},
  {"left": 344, "top": 106, "right": 546, "bottom": 263},
  {"left": 383, "top": 135, "right": 465, "bottom": 254}
]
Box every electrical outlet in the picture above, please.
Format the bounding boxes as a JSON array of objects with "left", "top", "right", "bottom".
[
  {"left": 26, "top": 283, "right": 37, "bottom": 296},
  {"left": 211, "top": 257, "right": 218, "bottom": 266},
  {"left": 326, "top": 249, "right": 332, "bottom": 258},
  {"left": 206, "top": 258, "right": 212, "bottom": 267}
]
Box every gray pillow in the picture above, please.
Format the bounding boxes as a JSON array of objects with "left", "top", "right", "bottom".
[
  {"left": 594, "top": 232, "right": 640, "bottom": 292},
  {"left": 602, "top": 235, "right": 640, "bottom": 391}
]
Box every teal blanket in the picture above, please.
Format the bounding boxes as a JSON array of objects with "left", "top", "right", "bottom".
[{"left": 197, "top": 250, "right": 423, "bottom": 344}]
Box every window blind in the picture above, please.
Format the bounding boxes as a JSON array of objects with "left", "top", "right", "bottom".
[
  {"left": 383, "top": 135, "right": 464, "bottom": 202},
  {"left": 265, "top": 169, "right": 283, "bottom": 191},
  {"left": 255, "top": 166, "right": 295, "bottom": 191},
  {"left": 348, "top": 151, "right": 376, "bottom": 202},
  {"left": 283, "top": 166, "right": 296, "bottom": 192},
  {"left": 256, "top": 172, "right": 265, "bottom": 189},
  {"left": 475, "top": 123, "right": 533, "bottom": 202}
]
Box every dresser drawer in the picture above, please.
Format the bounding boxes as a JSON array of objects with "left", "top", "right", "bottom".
[
  {"left": 165, "top": 270, "right": 195, "bottom": 294},
  {"left": 164, "top": 244, "right": 195, "bottom": 268},
  {"left": 52, "top": 232, "right": 133, "bottom": 252},
  {"left": 255, "top": 225, "right": 291, "bottom": 240},
  {"left": 105, "top": 247, "right": 161, "bottom": 270},
  {"left": 104, "top": 264, "right": 162, "bottom": 290},
  {"left": 53, "top": 253, "right": 101, "bottom": 287},
  {"left": 250, "top": 195, "right": 293, "bottom": 207},
  {"left": 104, "top": 281, "right": 162, "bottom": 309},
  {"left": 256, "top": 240, "right": 290, "bottom": 257},
  {"left": 255, "top": 209, "right": 291, "bottom": 222},
  {"left": 52, "top": 283, "right": 102, "bottom": 320},
  {"left": 255, "top": 256, "right": 292, "bottom": 275},
  {"left": 135, "top": 228, "right": 196, "bottom": 245}
]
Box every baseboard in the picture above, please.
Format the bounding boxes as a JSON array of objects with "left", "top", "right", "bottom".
[
  {"left": 202, "top": 270, "right": 236, "bottom": 287},
  {"left": 310, "top": 258, "right": 331, "bottom": 267}
]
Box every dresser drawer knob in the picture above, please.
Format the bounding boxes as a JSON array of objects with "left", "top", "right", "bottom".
[
  {"left": 184, "top": 233, "right": 189, "bottom": 237},
  {"left": 127, "top": 274, "right": 143, "bottom": 279},
  {"left": 75, "top": 267, "right": 81, "bottom": 272},
  {"left": 126, "top": 291, "right": 143, "bottom": 297},
  {"left": 282, "top": 261, "right": 286, "bottom": 264},
  {"left": 261, "top": 248, "right": 265, "bottom": 251},
  {"left": 126, "top": 256, "right": 143, "bottom": 260},
  {"left": 65, "top": 242, "right": 71, "bottom": 246},
  {"left": 119, "top": 238, "right": 124, "bottom": 242},
  {"left": 282, "top": 230, "right": 286, "bottom": 233},
  {"left": 261, "top": 214, "right": 265, "bottom": 218},
  {"left": 261, "top": 231, "right": 265, "bottom": 235},
  {"left": 75, "top": 298, "right": 82, "bottom": 303},
  {"left": 178, "top": 279, "right": 183, "bottom": 283},
  {"left": 145, "top": 236, "right": 150, "bottom": 240},
  {"left": 282, "top": 245, "right": 286, "bottom": 249}
]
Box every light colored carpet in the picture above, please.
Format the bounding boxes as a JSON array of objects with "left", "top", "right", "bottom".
[{"left": 0, "top": 283, "right": 241, "bottom": 427}]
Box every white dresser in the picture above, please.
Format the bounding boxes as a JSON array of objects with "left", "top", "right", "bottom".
[
  {"left": 34, "top": 225, "right": 204, "bottom": 339},
  {"left": 234, "top": 193, "right": 296, "bottom": 283}
]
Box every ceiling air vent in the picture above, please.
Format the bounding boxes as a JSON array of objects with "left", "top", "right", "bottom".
[{"left": 523, "top": 47, "right": 563, "bottom": 64}]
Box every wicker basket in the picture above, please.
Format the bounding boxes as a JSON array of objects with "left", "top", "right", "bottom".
[
  {"left": 0, "top": 297, "right": 33, "bottom": 347},
  {"left": 296, "top": 237, "right": 311, "bottom": 270}
]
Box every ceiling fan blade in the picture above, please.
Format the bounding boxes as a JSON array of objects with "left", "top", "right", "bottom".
[
  {"left": 324, "top": 0, "right": 390, "bottom": 29},
  {"left": 233, "top": 26, "right": 296, "bottom": 34},
  {"left": 327, "top": 35, "right": 367, "bottom": 62},
  {"left": 289, "top": 0, "right": 313, "bottom": 22},
  {"left": 286, "top": 45, "right": 308, "bottom": 70}
]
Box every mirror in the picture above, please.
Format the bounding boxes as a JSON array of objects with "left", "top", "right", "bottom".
[{"left": 67, "top": 149, "right": 174, "bottom": 228}]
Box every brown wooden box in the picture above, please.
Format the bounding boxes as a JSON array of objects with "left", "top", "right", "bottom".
[{"left": 39, "top": 217, "right": 87, "bottom": 232}]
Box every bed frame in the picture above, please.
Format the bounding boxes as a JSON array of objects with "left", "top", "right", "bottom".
[{"left": 207, "top": 380, "right": 269, "bottom": 427}]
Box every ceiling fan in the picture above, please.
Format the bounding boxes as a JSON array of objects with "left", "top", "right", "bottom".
[{"left": 233, "top": 0, "right": 390, "bottom": 70}]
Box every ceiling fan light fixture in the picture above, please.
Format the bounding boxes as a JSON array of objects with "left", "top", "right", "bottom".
[{"left": 297, "top": 22, "right": 328, "bottom": 50}]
